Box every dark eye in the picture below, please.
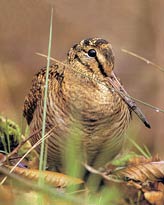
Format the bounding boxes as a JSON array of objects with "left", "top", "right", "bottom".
[{"left": 88, "top": 49, "right": 96, "bottom": 57}]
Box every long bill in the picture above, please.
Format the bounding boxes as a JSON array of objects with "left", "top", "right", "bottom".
[{"left": 107, "top": 71, "right": 151, "bottom": 128}]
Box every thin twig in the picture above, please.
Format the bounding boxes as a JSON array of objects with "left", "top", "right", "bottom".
[
  {"left": 84, "top": 163, "right": 123, "bottom": 183},
  {"left": 36, "top": 52, "right": 64, "bottom": 65},
  {"left": 129, "top": 96, "right": 164, "bottom": 113},
  {"left": 122, "top": 48, "right": 164, "bottom": 72},
  {"left": 6, "top": 128, "right": 41, "bottom": 160}
]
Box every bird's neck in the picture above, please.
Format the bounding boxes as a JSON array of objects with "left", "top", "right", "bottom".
[{"left": 64, "top": 60, "right": 108, "bottom": 89}]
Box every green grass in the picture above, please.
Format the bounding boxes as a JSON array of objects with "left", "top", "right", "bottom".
[
  {"left": 37, "top": 8, "right": 53, "bottom": 205},
  {"left": 39, "top": 8, "right": 53, "bottom": 173},
  {"left": 128, "top": 137, "right": 151, "bottom": 159}
]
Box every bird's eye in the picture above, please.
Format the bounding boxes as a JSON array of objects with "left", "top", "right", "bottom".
[{"left": 88, "top": 49, "right": 96, "bottom": 57}]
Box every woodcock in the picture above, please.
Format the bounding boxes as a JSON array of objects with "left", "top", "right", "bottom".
[{"left": 23, "top": 38, "right": 150, "bottom": 172}]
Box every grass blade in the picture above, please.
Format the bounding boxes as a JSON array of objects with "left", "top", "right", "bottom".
[
  {"left": 122, "top": 48, "right": 164, "bottom": 72},
  {"left": 39, "top": 8, "right": 53, "bottom": 173},
  {"left": 128, "top": 137, "right": 150, "bottom": 158}
]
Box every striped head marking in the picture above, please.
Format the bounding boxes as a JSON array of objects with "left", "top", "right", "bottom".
[{"left": 67, "top": 38, "right": 115, "bottom": 78}]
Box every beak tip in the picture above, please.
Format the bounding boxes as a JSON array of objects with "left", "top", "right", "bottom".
[{"left": 144, "top": 121, "right": 151, "bottom": 129}]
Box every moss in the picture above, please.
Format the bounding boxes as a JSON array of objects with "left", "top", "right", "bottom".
[{"left": 0, "top": 115, "right": 21, "bottom": 153}]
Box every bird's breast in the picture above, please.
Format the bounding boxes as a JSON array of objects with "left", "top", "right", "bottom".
[
  {"left": 30, "top": 74, "right": 131, "bottom": 170},
  {"left": 62, "top": 75, "right": 121, "bottom": 118}
]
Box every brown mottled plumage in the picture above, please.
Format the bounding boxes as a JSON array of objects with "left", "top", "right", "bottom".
[{"left": 23, "top": 38, "right": 150, "bottom": 172}]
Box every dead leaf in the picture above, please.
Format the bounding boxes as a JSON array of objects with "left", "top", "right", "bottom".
[
  {"left": 5, "top": 166, "right": 84, "bottom": 188},
  {"left": 144, "top": 191, "right": 164, "bottom": 205},
  {"left": 112, "top": 160, "right": 164, "bottom": 183}
]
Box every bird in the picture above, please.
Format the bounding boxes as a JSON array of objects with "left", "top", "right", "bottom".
[{"left": 23, "top": 38, "right": 150, "bottom": 173}]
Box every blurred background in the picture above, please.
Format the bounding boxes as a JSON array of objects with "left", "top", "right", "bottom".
[{"left": 0, "top": 0, "right": 163, "bottom": 157}]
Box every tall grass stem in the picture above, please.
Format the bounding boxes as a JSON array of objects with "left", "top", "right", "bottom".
[{"left": 38, "top": 8, "right": 53, "bottom": 173}]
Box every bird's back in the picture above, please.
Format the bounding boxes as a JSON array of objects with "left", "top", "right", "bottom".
[{"left": 23, "top": 63, "right": 65, "bottom": 125}]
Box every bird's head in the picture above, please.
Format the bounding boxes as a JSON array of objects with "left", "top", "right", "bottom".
[
  {"left": 67, "top": 38, "right": 150, "bottom": 129},
  {"left": 67, "top": 38, "right": 114, "bottom": 79}
]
